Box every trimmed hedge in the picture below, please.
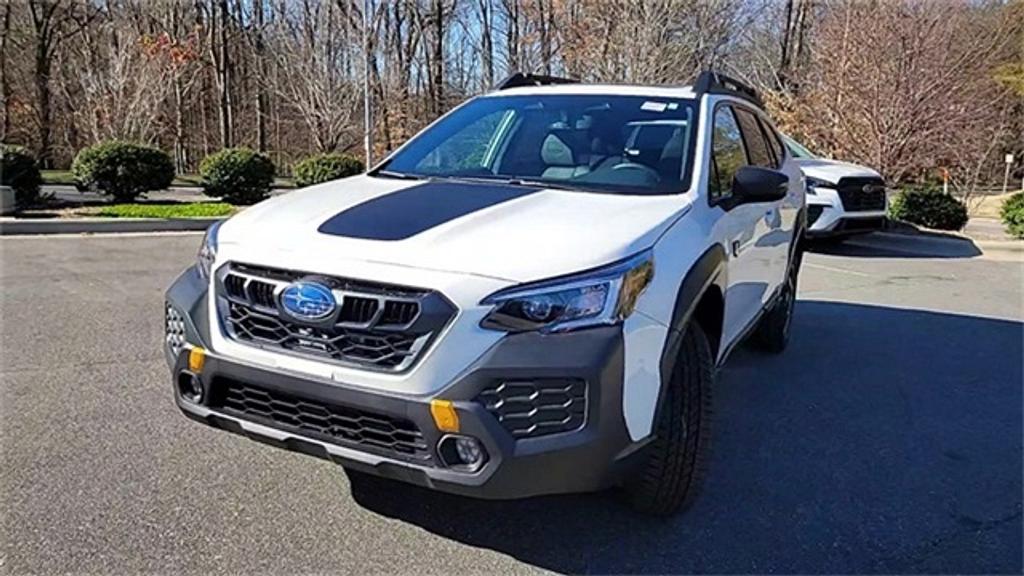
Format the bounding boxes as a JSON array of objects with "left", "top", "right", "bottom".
[
  {"left": 293, "top": 153, "right": 364, "bottom": 188},
  {"left": 1000, "top": 192, "right": 1024, "bottom": 239},
  {"left": 199, "top": 148, "right": 275, "bottom": 205},
  {"left": 1, "top": 144, "right": 43, "bottom": 209},
  {"left": 888, "top": 186, "right": 968, "bottom": 231},
  {"left": 71, "top": 141, "right": 175, "bottom": 202}
]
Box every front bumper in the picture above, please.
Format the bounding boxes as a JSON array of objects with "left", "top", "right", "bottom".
[
  {"left": 806, "top": 188, "right": 887, "bottom": 237},
  {"left": 165, "top": 266, "right": 639, "bottom": 500}
]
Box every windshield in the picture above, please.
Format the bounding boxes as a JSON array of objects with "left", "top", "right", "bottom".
[
  {"left": 375, "top": 94, "right": 698, "bottom": 195},
  {"left": 782, "top": 134, "right": 818, "bottom": 159}
]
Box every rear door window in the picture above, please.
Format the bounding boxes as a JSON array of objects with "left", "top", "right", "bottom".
[
  {"left": 733, "top": 108, "right": 774, "bottom": 169},
  {"left": 709, "top": 105, "right": 747, "bottom": 201},
  {"left": 758, "top": 117, "right": 785, "bottom": 167}
]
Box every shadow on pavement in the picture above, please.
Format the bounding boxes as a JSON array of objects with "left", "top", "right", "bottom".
[
  {"left": 808, "top": 232, "right": 983, "bottom": 259},
  {"left": 349, "top": 301, "right": 1022, "bottom": 574}
]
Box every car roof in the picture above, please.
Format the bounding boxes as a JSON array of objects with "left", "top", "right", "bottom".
[{"left": 483, "top": 83, "right": 699, "bottom": 100}]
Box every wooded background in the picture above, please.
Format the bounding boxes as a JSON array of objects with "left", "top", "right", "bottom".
[{"left": 2, "top": 0, "right": 1022, "bottom": 192}]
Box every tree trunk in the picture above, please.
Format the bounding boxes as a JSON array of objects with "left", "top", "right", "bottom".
[
  {"left": 34, "top": 35, "right": 53, "bottom": 168},
  {"left": 0, "top": 1, "right": 11, "bottom": 141},
  {"left": 431, "top": 0, "right": 444, "bottom": 116},
  {"left": 254, "top": 0, "right": 267, "bottom": 152},
  {"left": 217, "top": 0, "right": 232, "bottom": 148},
  {"left": 479, "top": 0, "right": 493, "bottom": 88}
]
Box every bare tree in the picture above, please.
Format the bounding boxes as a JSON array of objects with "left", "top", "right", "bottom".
[
  {"left": 27, "top": 0, "right": 92, "bottom": 166},
  {"left": 267, "top": 0, "right": 360, "bottom": 153}
]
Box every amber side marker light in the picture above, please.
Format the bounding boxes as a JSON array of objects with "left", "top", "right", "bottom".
[
  {"left": 430, "top": 399, "right": 460, "bottom": 433},
  {"left": 188, "top": 347, "right": 206, "bottom": 373}
]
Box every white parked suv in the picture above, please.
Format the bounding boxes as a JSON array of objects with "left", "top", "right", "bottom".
[
  {"left": 783, "top": 135, "right": 887, "bottom": 239},
  {"left": 164, "top": 72, "right": 806, "bottom": 515}
]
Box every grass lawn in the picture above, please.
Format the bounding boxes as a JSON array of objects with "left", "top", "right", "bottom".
[
  {"left": 85, "top": 202, "right": 236, "bottom": 219},
  {"left": 966, "top": 192, "right": 1019, "bottom": 220},
  {"left": 41, "top": 170, "right": 295, "bottom": 189}
]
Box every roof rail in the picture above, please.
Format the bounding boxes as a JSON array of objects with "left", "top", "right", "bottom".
[
  {"left": 495, "top": 72, "right": 579, "bottom": 91},
  {"left": 693, "top": 71, "right": 763, "bottom": 107}
]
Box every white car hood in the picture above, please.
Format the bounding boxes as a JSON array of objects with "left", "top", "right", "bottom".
[
  {"left": 218, "top": 175, "right": 689, "bottom": 283},
  {"left": 795, "top": 158, "right": 882, "bottom": 183}
]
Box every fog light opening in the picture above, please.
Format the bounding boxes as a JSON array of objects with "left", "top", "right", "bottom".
[
  {"left": 177, "top": 372, "right": 204, "bottom": 403},
  {"left": 438, "top": 435, "right": 488, "bottom": 471}
]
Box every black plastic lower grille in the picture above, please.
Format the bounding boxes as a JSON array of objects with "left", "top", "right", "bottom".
[
  {"left": 211, "top": 378, "right": 431, "bottom": 463},
  {"left": 838, "top": 177, "right": 886, "bottom": 211},
  {"left": 477, "top": 379, "right": 587, "bottom": 439}
]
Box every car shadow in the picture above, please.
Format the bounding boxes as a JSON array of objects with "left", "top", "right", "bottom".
[
  {"left": 807, "top": 233, "right": 983, "bottom": 259},
  {"left": 347, "top": 301, "right": 1022, "bottom": 574}
]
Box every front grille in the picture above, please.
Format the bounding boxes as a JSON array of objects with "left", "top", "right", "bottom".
[
  {"left": 217, "top": 263, "right": 455, "bottom": 372},
  {"left": 838, "top": 216, "right": 886, "bottom": 231},
  {"left": 211, "top": 378, "right": 432, "bottom": 463},
  {"left": 477, "top": 379, "right": 587, "bottom": 439},
  {"left": 837, "top": 177, "right": 887, "bottom": 212}
]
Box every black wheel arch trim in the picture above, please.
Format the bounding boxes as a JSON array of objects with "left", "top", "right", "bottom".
[{"left": 650, "top": 244, "right": 727, "bottom": 434}]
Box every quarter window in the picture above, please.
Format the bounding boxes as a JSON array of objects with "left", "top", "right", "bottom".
[{"left": 709, "top": 106, "right": 746, "bottom": 201}]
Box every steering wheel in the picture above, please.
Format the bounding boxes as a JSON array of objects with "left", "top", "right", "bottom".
[{"left": 611, "top": 162, "right": 662, "bottom": 184}]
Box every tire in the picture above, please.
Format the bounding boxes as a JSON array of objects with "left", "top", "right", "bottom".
[
  {"left": 752, "top": 244, "right": 802, "bottom": 353},
  {"left": 623, "top": 321, "right": 714, "bottom": 516}
]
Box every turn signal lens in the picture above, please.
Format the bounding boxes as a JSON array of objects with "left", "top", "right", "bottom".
[
  {"left": 430, "top": 399, "right": 460, "bottom": 433},
  {"left": 188, "top": 347, "right": 206, "bottom": 373}
]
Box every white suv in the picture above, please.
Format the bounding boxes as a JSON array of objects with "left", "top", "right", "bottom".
[
  {"left": 164, "top": 72, "right": 806, "bottom": 515},
  {"left": 784, "top": 135, "right": 887, "bottom": 238}
]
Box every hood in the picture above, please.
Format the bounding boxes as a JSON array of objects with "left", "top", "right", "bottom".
[
  {"left": 219, "top": 174, "right": 689, "bottom": 283},
  {"left": 795, "top": 158, "right": 882, "bottom": 184}
]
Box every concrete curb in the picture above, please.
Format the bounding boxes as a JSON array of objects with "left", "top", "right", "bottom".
[
  {"left": 975, "top": 240, "right": 1024, "bottom": 261},
  {"left": 0, "top": 217, "right": 221, "bottom": 236}
]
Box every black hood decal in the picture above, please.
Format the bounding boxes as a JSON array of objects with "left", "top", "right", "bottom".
[{"left": 317, "top": 180, "right": 541, "bottom": 241}]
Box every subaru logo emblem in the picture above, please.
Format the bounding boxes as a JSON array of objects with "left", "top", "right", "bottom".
[{"left": 280, "top": 281, "right": 336, "bottom": 321}]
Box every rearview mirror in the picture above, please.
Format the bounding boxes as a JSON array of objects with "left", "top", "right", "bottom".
[{"left": 732, "top": 166, "right": 788, "bottom": 204}]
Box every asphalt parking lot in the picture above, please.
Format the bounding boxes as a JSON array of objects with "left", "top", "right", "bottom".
[{"left": 1, "top": 232, "right": 1021, "bottom": 574}]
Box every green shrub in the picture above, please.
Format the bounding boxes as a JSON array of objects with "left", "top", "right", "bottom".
[
  {"left": 199, "top": 148, "right": 275, "bottom": 205},
  {"left": 1000, "top": 192, "right": 1024, "bottom": 239},
  {"left": 293, "top": 153, "right": 364, "bottom": 187},
  {"left": 1, "top": 144, "right": 43, "bottom": 209},
  {"left": 71, "top": 141, "right": 175, "bottom": 202},
  {"left": 888, "top": 186, "right": 969, "bottom": 231}
]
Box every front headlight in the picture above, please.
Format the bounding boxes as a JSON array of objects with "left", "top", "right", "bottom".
[
  {"left": 480, "top": 250, "right": 654, "bottom": 333},
  {"left": 196, "top": 220, "right": 222, "bottom": 280},
  {"left": 805, "top": 176, "right": 836, "bottom": 195}
]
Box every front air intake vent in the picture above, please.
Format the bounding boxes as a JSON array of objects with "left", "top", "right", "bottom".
[{"left": 477, "top": 379, "right": 587, "bottom": 439}]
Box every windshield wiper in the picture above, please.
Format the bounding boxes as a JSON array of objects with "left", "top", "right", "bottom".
[
  {"left": 433, "top": 174, "right": 583, "bottom": 192},
  {"left": 373, "top": 169, "right": 423, "bottom": 181}
]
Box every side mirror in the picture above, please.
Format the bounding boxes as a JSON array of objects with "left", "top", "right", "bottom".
[{"left": 732, "top": 166, "right": 788, "bottom": 204}]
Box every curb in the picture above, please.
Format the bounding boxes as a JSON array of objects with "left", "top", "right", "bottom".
[
  {"left": 975, "top": 240, "right": 1024, "bottom": 261},
  {"left": 0, "top": 217, "right": 221, "bottom": 236}
]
